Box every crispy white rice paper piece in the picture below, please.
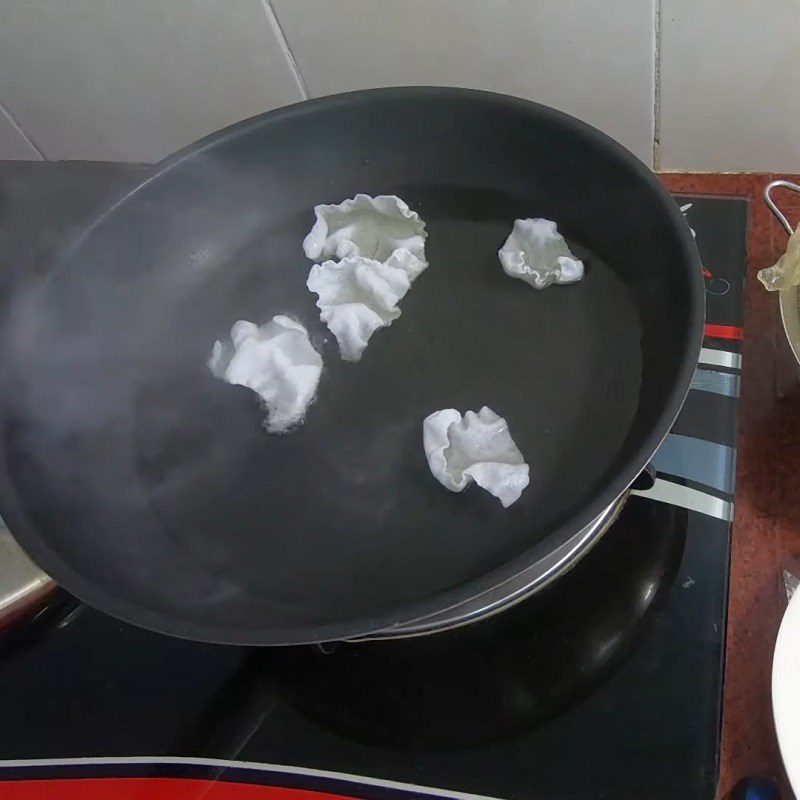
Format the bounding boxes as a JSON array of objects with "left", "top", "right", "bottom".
[
  {"left": 307, "top": 253, "right": 424, "bottom": 361},
  {"left": 498, "top": 218, "right": 584, "bottom": 289},
  {"left": 303, "top": 194, "right": 427, "bottom": 277},
  {"left": 208, "top": 315, "right": 322, "bottom": 433},
  {"left": 423, "top": 406, "right": 529, "bottom": 508}
]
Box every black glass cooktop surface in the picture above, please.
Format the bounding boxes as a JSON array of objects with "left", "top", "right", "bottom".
[{"left": 0, "top": 169, "right": 747, "bottom": 800}]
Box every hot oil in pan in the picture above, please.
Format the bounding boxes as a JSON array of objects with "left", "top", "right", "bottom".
[
  {"left": 393, "top": 185, "right": 643, "bottom": 507},
  {"left": 134, "top": 185, "right": 642, "bottom": 625}
]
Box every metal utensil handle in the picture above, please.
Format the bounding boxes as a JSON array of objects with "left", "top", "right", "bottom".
[{"left": 764, "top": 179, "right": 800, "bottom": 236}]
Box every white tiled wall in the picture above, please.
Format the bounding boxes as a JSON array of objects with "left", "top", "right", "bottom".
[
  {"left": 271, "top": 0, "right": 656, "bottom": 166},
  {"left": 1, "top": 0, "right": 799, "bottom": 172},
  {"left": 0, "top": 0, "right": 304, "bottom": 162},
  {"left": 0, "top": 103, "right": 42, "bottom": 160},
  {"left": 659, "top": 0, "right": 800, "bottom": 172}
]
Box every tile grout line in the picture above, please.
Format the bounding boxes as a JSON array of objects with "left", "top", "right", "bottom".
[
  {"left": 260, "top": 0, "right": 310, "bottom": 101},
  {"left": 0, "top": 97, "right": 45, "bottom": 160},
  {"left": 652, "top": 0, "right": 662, "bottom": 170}
]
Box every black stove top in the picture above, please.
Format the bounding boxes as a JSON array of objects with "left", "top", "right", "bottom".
[{"left": 0, "top": 193, "right": 748, "bottom": 800}]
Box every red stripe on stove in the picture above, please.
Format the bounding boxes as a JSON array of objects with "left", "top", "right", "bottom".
[
  {"left": 0, "top": 777, "right": 359, "bottom": 800},
  {"left": 704, "top": 324, "right": 743, "bottom": 341}
]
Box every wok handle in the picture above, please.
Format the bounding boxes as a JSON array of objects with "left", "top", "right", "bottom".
[
  {"left": 0, "top": 525, "right": 57, "bottom": 632},
  {"left": 764, "top": 179, "right": 800, "bottom": 236},
  {"left": 631, "top": 463, "right": 656, "bottom": 492}
]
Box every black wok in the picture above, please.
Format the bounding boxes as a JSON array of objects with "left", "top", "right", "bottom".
[{"left": 0, "top": 88, "right": 703, "bottom": 644}]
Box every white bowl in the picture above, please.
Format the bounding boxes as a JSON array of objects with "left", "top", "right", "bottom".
[{"left": 772, "top": 585, "right": 800, "bottom": 795}]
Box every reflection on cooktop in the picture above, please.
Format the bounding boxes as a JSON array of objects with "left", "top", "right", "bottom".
[{"left": 182, "top": 496, "right": 687, "bottom": 753}]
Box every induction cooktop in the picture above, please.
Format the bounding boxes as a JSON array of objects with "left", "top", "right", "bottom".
[{"left": 0, "top": 195, "right": 747, "bottom": 800}]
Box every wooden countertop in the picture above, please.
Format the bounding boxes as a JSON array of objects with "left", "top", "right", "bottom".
[{"left": 661, "top": 174, "right": 800, "bottom": 799}]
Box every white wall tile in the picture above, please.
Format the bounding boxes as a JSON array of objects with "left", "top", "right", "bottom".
[
  {"left": 0, "top": 1, "right": 304, "bottom": 162},
  {"left": 272, "top": 0, "right": 656, "bottom": 165},
  {"left": 0, "top": 103, "right": 42, "bottom": 160},
  {"left": 660, "top": 0, "right": 800, "bottom": 172}
]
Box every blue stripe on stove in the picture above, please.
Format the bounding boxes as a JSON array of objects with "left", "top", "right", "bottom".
[
  {"left": 651, "top": 434, "right": 735, "bottom": 494},
  {"left": 690, "top": 368, "right": 740, "bottom": 397}
]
